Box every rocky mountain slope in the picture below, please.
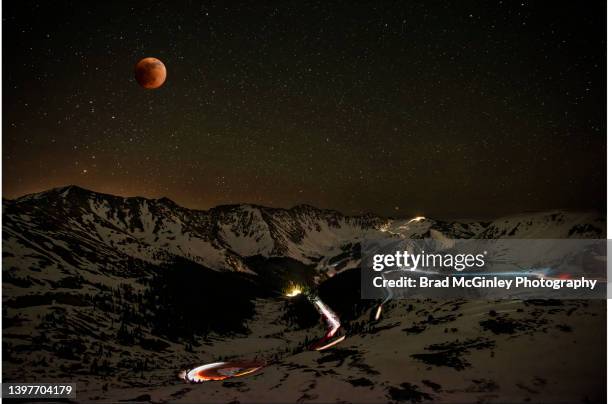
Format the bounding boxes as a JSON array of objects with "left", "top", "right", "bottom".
[
  {"left": 2, "top": 186, "right": 605, "bottom": 402},
  {"left": 3, "top": 185, "right": 603, "bottom": 282}
]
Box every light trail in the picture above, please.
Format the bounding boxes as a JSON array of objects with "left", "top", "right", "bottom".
[
  {"left": 314, "top": 335, "right": 346, "bottom": 350},
  {"left": 310, "top": 294, "right": 341, "bottom": 337},
  {"left": 306, "top": 292, "right": 346, "bottom": 350},
  {"left": 374, "top": 304, "right": 383, "bottom": 321},
  {"left": 285, "top": 285, "right": 345, "bottom": 350},
  {"left": 407, "top": 216, "right": 426, "bottom": 223},
  {"left": 182, "top": 361, "right": 265, "bottom": 383}
]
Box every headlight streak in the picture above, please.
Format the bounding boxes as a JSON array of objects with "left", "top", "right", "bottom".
[
  {"left": 374, "top": 304, "right": 383, "bottom": 321},
  {"left": 183, "top": 361, "right": 265, "bottom": 383},
  {"left": 286, "top": 288, "right": 346, "bottom": 351},
  {"left": 309, "top": 294, "right": 341, "bottom": 338},
  {"left": 407, "top": 216, "right": 426, "bottom": 223},
  {"left": 313, "top": 335, "right": 346, "bottom": 350}
]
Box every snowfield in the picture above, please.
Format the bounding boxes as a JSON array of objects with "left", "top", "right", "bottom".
[{"left": 2, "top": 186, "right": 606, "bottom": 403}]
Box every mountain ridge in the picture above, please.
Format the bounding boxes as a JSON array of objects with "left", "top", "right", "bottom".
[{"left": 4, "top": 185, "right": 605, "bottom": 282}]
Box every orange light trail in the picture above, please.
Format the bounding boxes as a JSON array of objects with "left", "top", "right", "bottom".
[{"left": 184, "top": 361, "right": 265, "bottom": 383}]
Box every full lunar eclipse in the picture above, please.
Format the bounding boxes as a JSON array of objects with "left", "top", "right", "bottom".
[{"left": 134, "top": 57, "right": 166, "bottom": 89}]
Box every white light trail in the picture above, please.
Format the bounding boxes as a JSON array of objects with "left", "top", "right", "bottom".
[
  {"left": 310, "top": 295, "right": 341, "bottom": 337},
  {"left": 407, "top": 216, "right": 426, "bottom": 223},
  {"left": 186, "top": 362, "right": 227, "bottom": 382}
]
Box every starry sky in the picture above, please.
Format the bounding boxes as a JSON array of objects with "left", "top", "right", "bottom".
[{"left": 3, "top": 1, "right": 605, "bottom": 218}]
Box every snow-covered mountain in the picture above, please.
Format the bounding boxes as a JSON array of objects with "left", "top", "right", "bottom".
[
  {"left": 3, "top": 186, "right": 384, "bottom": 279},
  {"left": 4, "top": 185, "right": 603, "bottom": 284},
  {"left": 2, "top": 186, "right": 605, "bottom": 402}
]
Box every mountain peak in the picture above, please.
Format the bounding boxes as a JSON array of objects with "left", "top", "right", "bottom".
[
  {"left": 156, "top": 196, "right": 179, "bottom": 207},
  {"left": 13, "top": 184, "right": 93, "bottom": 203},
  {"left": 57, "top": 184, "right": 92, "bottom": 195}
]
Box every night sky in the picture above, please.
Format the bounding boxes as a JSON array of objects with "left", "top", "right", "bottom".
[{"left": 3, "top": 1, "right": 605, "bottom": 218}]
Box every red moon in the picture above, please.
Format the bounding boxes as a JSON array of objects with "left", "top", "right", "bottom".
[{"left": 134, "top": 57, "right": 166, "bottom": 89}]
